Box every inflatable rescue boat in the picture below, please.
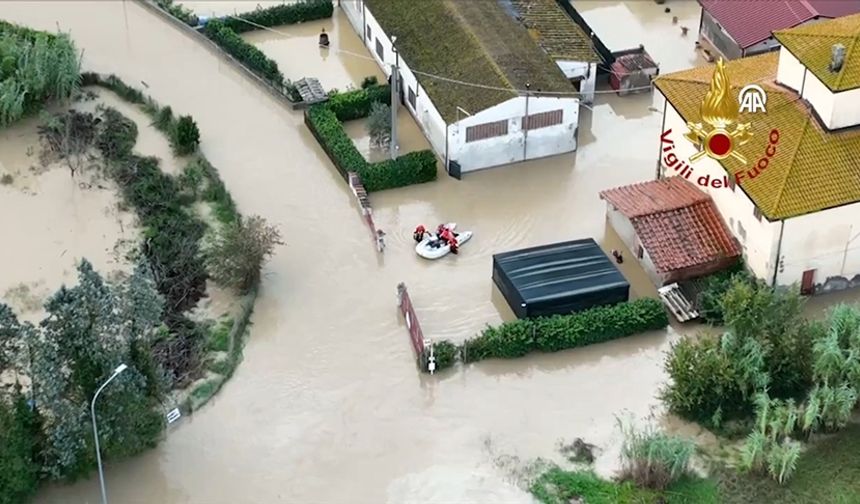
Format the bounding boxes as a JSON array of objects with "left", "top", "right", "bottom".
[{"left": 415, "top": 223, "right": 472, "bottom": 259}]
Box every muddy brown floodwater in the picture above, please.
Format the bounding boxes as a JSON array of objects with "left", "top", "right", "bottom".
[{"left": 0, "top": 1, "right": 856, "bottom": 503}]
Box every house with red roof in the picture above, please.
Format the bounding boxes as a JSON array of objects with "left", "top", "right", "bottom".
[
  {"left": 599, "top": 177, "right": 741, "bottom": 287},
  {"left": 697, "top": 0, "right": 860, "bottom": 60}
]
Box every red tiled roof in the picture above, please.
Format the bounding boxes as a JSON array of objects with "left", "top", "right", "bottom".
[
  {"left": 599, "top": 178, "right": 741, "bottom": 273},
  {"left": 698, "top": 0, "right": 860, "bottom": 49}
]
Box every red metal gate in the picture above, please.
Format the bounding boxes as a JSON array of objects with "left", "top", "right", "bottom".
[{"left": 397, "top": 283, "right": 426, "bottom": 362}]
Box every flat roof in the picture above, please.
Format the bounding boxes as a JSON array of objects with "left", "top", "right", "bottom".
[{"left": 492, "top": 238, "right": 628, "bottom": 305}]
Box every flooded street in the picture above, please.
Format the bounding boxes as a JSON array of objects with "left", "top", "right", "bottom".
[{"left": 1, "top": 1, "right": 856, "bottom": 503}]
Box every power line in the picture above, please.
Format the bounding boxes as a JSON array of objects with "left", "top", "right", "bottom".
[{"left": 222, "top": 14, "right": 657, "bottom": 96}]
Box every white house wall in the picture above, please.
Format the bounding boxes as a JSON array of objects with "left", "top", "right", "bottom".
[
  {"left": 555, "top": 61, "right": 596, "bottom": 104},
  {"left": 659, "top": 100, "right": 780, "bottom": 279},
  {"left": 777, "top": 202, "right": 860, "bottom": 292},
  {"left": 777, "top": 46, "right": 860, "bottom": 130},
  {"left": 447, "top": 96, "right": 579, "bottom": 173},
  {"left": 341, "top": 0, "right": 363, "bottom": 34},
  {"left": 607, "top": 204, "right": 638, "bottom": 250},
  {"left": 347, "top": 3, "right": 448, "bottom": 157}
]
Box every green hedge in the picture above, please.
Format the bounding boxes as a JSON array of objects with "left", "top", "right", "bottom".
[
  {"left": 328, "top": 85, "right": 391, "bottom": 121},
  {"left": 305, "top": 86, "right": 437, "bottom": 192},
  {"left": 223, "top": 0, "right": 334, "bottom": 33},
  {"left": 202, "top": 19, "right": 284, "bottom": 87},
  {"left": 462, "top": 298, "right": 669, "bottom": 363}
]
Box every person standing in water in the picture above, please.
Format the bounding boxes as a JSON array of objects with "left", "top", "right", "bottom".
[{"left": 319, "top": 28, "right": 330, "bottom": 47}]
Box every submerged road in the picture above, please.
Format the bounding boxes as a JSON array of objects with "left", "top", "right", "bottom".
[{"left": 0, "top": 1, "right": 710, "bottom": 502}]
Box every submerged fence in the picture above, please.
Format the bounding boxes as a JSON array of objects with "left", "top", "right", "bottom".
[
  {"left": 397, "top": 283, "right": 438, "bottom": 373},
  {"left": 349, "top": 172, "right": 384, "bottom": 253}
]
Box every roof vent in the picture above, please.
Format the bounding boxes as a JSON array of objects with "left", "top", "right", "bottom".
[{"left": 830, "top": 43, "right": 846, "bottom": 72}]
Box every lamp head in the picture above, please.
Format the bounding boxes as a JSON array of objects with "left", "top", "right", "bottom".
[{"left": 114, "top": 364, "right": 128, "bottom": 375}]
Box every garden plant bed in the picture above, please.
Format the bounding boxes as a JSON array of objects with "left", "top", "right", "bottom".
[{"left": 304, "top": 84, "right": 438, "bottom": 192}]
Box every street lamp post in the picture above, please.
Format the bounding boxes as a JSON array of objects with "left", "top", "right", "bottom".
[{"left": 91, "top": 363, "right": 128, "bottom": 504}]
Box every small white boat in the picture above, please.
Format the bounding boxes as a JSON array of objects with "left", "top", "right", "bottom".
[{"left": 416, "top": 223, "right": 472, "bottom": 259}]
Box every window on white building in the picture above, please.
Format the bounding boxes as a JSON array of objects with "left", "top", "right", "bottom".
[
  {"left": 466, "top": 120, "right": 509, "bottom": 142},
  {"left": 375, "top": 38, "right": 384, "bottom": 60},
  {"left": 522, "top": 109, "right": 563, "bottom": 131},
  {"left": 366, "top": 25, "right": 371, "bottom": 41},
  {"left": 408, "top": 87, "right": 416, "bottom": 109},
  {"left": 753, "top": 206, "right": 762, "bottom": 222},
  {"left": 737, "top": 220, "right": 747, "bottom": 242}
]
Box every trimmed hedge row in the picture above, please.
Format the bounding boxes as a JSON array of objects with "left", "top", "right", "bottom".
[
  {"left": 223, "top": 0, "right": 334, "bottom": 33},
  {"left": 305, "top": 87, "right": 437, "bottom": 192},
  {"left": 328, "top": 85, "right": 391, "bottom": 121},
  {"left": 462, "top": 298, "right": 669, "bottom": 362},
  {"left": 424, "top": 299, "right": 669, "bottom": 372},
  {"left": 202, "top": 19, "right": 285, "bottom": 87}
]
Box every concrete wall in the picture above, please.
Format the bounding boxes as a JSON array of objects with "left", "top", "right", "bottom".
[
  {"left": 343, "top": 1, "right": 448, "bottom": 156},
  {"left": 555, "top": 61, "right": 597, "bottom": 104},
  {"left": 776, "top": 46, "right": 860, "bottom": 130},
  {"left": 447, "top": 95, "right": 579, "bottom": 173},
  {"left": 659, "top": 101, "right": 780, "bottom": 280},
  {"left": 777, "top": 202, "right": 860, "bottom": 294}
]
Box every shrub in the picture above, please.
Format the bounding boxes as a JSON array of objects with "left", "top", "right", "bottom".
[
  {"left": 155, "top": 0, "right": 198, "bottom": 26},
  {"left": 202, "top": 19, "right": 284, "bottom": 87},
  {"left": 661, "top": 334, "right": 757, "bottom": 426},
  {"left": 617, "top": 416, "right": 695, "bottom": 490},
  {"left": 361, "top": 75, "right": 379, "bottom": 89},
  {"left": 696, "top": 261, "right": 751, "bottom": 325},
  {"left": 368, "top": 101, "right": 392, "bottom": 148},
  {"left": 96, "top": 107, "right": 138, "bottom": 160},
  {"left": 0, "top": 173, "right": 12, "bottom": 185},
  {"left": 327, "top": 85, "right": 390, "bottom": 121},
  {"left": 153, "top": 105, "right": 174, "bottom": 133},
  {"left": 461, "top": 298, "right": 668, "bottom": 363},
  {"left": 429, "top": 340, "right": 458, "bottom": 371},
  {"left": 222, "top": 0, "right": 334, "bottom": 33},
  {"left": 171, "top": 115, "right": 200, "bottom": 156},
  {"left": 205, "top": 215, "right": 282, "bottom": 294},
  {"left": 740, "top": 392, "right": 802, "bottom": 484}
]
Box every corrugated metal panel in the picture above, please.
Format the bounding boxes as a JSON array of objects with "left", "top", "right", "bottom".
[
  {"left": 492, "top": 239, "right": 630, "bottom": 318},
  {"left": 465, "top": 119, "right": 509, "bottom": 142},
  {"left": 522, "top": 109, "right": 563, "bottom": 131}
]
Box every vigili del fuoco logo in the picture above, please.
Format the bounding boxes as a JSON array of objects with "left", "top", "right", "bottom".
[{"left": 660, "top": 58, "right": 778, "bottom": 189}]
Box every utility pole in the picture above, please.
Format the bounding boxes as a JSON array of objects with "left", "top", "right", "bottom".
[
  {"left": 522, "top": 82, "right": 531, "bottom": 161},
  {"left": 390, "top": 36, "right": 399, "bottom": 160}
]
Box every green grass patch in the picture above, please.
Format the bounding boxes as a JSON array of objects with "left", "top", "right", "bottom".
[
  {"left": 207, "top": 318, "right": 233, "bottom": 352},
  {"left": 530, "top": 468, "right": 718, "bottom": 504},
  {"left": 717, "top": 423, "right": 860, "bottom": 503}
]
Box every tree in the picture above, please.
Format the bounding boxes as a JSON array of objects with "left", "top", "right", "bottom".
[
  {"left": 205, "top": 215, "right": 282, "bottom": 293},
  {"left": 367, "top": 101, "right": 391, "bottom": 149},
  {"left": 171, "top": 115, "right": 200, "bottom": 156},
  {"left": 0, "top": 390, "right": 40, "bottom": 504},
  {"left": 29, "top": 260, "right": 166, "bottom": 480}
]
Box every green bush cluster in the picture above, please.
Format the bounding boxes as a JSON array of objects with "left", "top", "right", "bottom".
[
  {"left": 662, "top": 279, "right": 817, "bottom": 429},
  {"left": 305, "top": 87, "right": 437, "bottom": 192},
  {"left": 0, "top": 21, "right": 80, "bottom": 126},
  {"left": 327, "top": 85, "right": 391, "bottom": 121},
  {"left": 155, "top": 0, "right": 198, "bottom": 26},
  {"left": 695, "top": 261, "right": 752, "bottom": 325},
  {"left": 202, "top": 19, "right": 284, "bottom": 87},
  {"left": 222, "top": 0, "right": 333, "bottom": 33},
  {"left": 462, "top": 298, "right": 668, "bottom": 363}
]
